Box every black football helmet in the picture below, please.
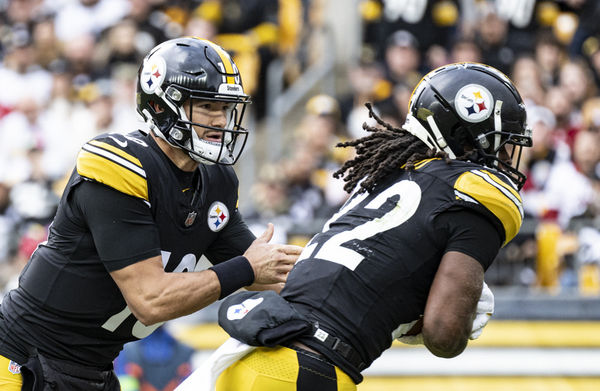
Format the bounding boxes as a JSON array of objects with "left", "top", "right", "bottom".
[
  {"left": 404, "top": 62, "right": 532, "bottom": 189},
  {"left": 136, "top": 37, "right": 251, "bottom": 165}
]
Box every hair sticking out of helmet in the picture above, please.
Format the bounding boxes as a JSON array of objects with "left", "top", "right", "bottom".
[
  {"left": 403, "top": 62, "right": 532, "bottom": 189},
  {"left": 333, "top": 103, "right": 449, "bottom": 194},
  {"left": 136, "top": 37, "right": 252, "bottom": 165}
]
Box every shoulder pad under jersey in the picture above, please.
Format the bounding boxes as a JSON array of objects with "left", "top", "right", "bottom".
[
  {"left": 76, "top": 134, "right": 149, "bottom": 201},
  {"left": 453, "top": 168, "right": 523, "bottom": 245}
]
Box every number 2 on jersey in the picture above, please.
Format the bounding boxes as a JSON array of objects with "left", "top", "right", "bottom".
[{"left": 299, "top": 180, "right": 422, "bottom": 271}]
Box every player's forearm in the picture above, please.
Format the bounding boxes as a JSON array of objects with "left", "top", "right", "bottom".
[
  {"left": 129, "top": 269, "right": 222, "bottom": 325},
  {"left": 126, "top": 256, "right": 255, "bottom": 324}
]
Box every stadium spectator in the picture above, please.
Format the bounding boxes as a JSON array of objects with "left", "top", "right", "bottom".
[
  {"left": 475, "top": 9, "right": 515, "bottom": 74},
  {"left": 383, "top": 29, "right": 422, "bottom": 87},
  {"left": 523, "top": 129, "right": 596, "bottom": 228},
  {"left": 248, "top": 163, "right": 291, "bottom": 222},
  {"left": 0, "top": 37, "right": 301, "bottom": 390},
  {"left": 339, "top": 58, "right": 390, "bottom": 139},
  {"left": 534, "top": 30, "right": 565, "bottom": 88},
  {"left": 30, "top": 12, "right": 61, "bottom": 69},
  {"left": 571, "top": 130, "right": 600, "bottom": 218},
  {"left": 511, "top": 55, "right": 547, "bottom": 106},
  {"left": 375, "top": 81, "right": 412, "bottom": 126},
  {"left": 192, "top": 0, "right": 284, "bottom": 118},
  {"left": 51, "top": 0, "right": 129, "bottom": 43},
  {"left": 581, "top": 96, "right": 600, "bottom": 132},
  {"left": 114, "top": 326, "right": 194, "bottom": 391},
  {"left": 522, "top": 105, "right": 569, "bottom": 220},
  {"left": 0, "top": 26, "right": 52, "bottom": 109},
  {"left": 126, "top": 0, "right": 169, "bottom": 50},
  {"left": 559, "top": 58, "right": 597, "bottom": 110},
  {"left": 545, "top": 86, "right": 581, "bottom": 149},
  {"left": 450, "top": 37, "right": 482, "bottom": 64}
]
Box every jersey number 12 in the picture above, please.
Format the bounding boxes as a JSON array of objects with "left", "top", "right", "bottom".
[{"left": 298, "top": 180, "right": 421, "bottom": 270}]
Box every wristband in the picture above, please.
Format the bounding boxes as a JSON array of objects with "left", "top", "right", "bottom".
[{"left": 209, "top": 256, "right": 255, "bottom": 299}]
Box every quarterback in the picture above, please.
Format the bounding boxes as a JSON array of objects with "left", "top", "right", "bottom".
[
  {"left": 0, "top": 37, "right": 301, "bottom": 390},
  {"left": 179, "top": 62, "right": 532, "bottom": 391}
]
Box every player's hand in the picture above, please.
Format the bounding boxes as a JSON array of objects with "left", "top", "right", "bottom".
[
  {"left": 397, "top": 333, "right": 424, "bottom": 345},
  {"left": 244, "top": 223, "right": 303, "bottom": 285},
  {"left": 395, "top": 317, "right": 425, "bottom": 345},
  {"left": 469, "top": 281, "right": 494, "bottom": 340}
]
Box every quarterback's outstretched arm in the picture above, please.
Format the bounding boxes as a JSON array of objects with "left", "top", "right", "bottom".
[{"left": 110, "top": 224, "right": 299, "bottom": 325}]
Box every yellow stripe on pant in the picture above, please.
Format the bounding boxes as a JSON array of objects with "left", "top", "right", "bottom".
[
  {"left": 216, "top": 346, "right": 356, "bottom": 391},
  {"left": 0, "top": 355, "right": 22, "bottom": 390}
]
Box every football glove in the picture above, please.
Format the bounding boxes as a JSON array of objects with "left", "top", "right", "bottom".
[
  {"left": 395, "top": 318, "right": 424, "bottom": 345},
  {"left": 470, "top": 281, "right": 494, "bottom": 340},
  {"left": 396, "top": 333, "right": 424, "bottom": 345}
]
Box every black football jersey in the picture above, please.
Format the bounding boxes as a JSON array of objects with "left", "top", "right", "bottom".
[
  {"left": 282, "top": 158, "right": 523, "bottom": 380},
  {"left": 0, "top": 131, "right": 254, "bottom": 367}
]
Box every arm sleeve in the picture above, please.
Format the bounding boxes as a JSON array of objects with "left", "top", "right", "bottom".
[
  {"left": 204, "top": 210, "right": 256, "bottom": 265},
  {"left": 434, "top": 208, "right": 503, "bottom": 271},
  {"left": 73, "top": 180, "right": 161, "bottom": 271}
]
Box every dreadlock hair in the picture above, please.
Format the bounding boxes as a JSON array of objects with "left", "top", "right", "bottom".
[{"left": 333, "top": 103, "right": 450, "bottom": 194}]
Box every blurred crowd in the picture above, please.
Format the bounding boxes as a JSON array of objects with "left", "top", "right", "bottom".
[
  {"left": 2, "top": 0, "right": 600, "bottom": 388},
  {"left": 247, "top": 0, "right": 600, "bottom": 294},
  {"left": 2, "top": 0, "right": 600, "bottom": 305}
]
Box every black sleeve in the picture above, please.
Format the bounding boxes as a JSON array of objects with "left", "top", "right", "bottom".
[
  {"left": 434, "top": 208, "right": 503, "bottom": 271},
  {"left": 204, "top": 210, "right": 256, "bottom": 265},
  {"left": 73, "top": 180, "right": 161, "bottom": 271}
]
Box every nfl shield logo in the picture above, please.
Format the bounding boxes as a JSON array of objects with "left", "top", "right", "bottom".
[
  {"left": 184, "top": 211, "right": 197, "bottom": 227},
  {"left": 8, "top": 360, "right": 21, "bottom": 374}
]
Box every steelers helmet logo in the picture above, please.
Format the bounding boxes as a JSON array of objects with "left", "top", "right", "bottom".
[
  {"left": 454, "top": 84, "right": 493, "bottom": 123},
  {"left": 208, "top": 201, "right": 230, "bottom": 232},
  {"left": 140, "top": 55, "right": 166, "bottom": 94}
]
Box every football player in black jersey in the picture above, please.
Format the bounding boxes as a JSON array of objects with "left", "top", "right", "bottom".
[
  {"left": 181, "top": 63, "right": 533, "bottom": 391},
  {"left": 0, "top": 37, "right": 302, "bottom": 390}
]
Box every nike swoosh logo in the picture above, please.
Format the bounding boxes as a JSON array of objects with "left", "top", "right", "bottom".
[{"left": 108, "top": 136, "right": 127, "bottom": 148}]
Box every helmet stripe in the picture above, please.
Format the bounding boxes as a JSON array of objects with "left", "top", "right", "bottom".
[{"left": 202, "top": 39, "right": 236, "bottom": 84}]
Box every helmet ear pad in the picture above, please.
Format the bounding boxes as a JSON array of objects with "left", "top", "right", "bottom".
[{"left": 448, "top": 126, "right": 475, "bottom": 157}]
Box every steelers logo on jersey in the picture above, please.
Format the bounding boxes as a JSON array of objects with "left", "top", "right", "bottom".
[
  {"left": 140, "top": 55, "right": 166, "bottom": 94},
  {"left": 454, "top": 84, "right": 493, "bottom": 123},
  {"left": 208, "top": 201, "right": 230, "bottom": 232}
]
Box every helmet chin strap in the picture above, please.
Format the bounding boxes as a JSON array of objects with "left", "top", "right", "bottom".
[
  {"left": 188, "top": 128, "right": 217, "bottom": 165},
  {"left": 493, "top": 100, "right": 503, "bottom": 157},
  {"left": 142, "top": 108, "right": 167, "bottom": 140},
  {"left": 426, "top": 115, "right": 456, "bottom": 158},
  {"left": 403, "top": 114, "right": 456, "bottom": 158}
]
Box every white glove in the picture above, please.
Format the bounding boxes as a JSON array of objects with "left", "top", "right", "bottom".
[
  {"left": 397, "top": 333, "right": 424, "bottom": 345},
  {"left": 395, "top": 318, "right": 424, "bottom": 345},
  {"left": 470, "top": 281, "right": 494, "bottom": 340}
]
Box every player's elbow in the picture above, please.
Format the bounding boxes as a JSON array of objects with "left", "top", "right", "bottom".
[
  {"left": 422, "top": 319, "right": 469, "bottom": 358},
  {"left": 424, "top": 333, "right": 467, "bottom": 358},
  {"left": 127, "top": 296, "right": 164, "bottom": 325},
  {"left": 134, "top": 309, "right": 162, "bottom": 326}
]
